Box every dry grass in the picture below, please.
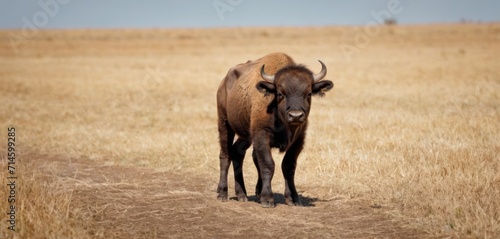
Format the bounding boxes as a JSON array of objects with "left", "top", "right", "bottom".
[
  {"left": 0, "top": 160, "right": 94, "bottom": 238},
  {"left": 0, "top": 24, "right": 499, "bottom": 238}
]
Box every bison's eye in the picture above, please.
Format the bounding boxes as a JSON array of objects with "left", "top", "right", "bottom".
[
  {"left": 276, "top": 91, "right": 284, "bottom": 100},
  {"left": 307, "top": 92, "right": 312, "bottom": 98}
]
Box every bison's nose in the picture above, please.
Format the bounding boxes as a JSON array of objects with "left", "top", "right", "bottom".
[{"left": 287, "top": 110, "right": 305, "bottom": 124}]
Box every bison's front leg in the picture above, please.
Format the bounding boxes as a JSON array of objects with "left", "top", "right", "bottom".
[
  {"left": 253, "top": 131, "right": 275, "bottom": 208},
  {"left": 252, "top": 150, "right": 262, "bottom": 201},
  {"left": 282, "top": 135, "right": 305, "bottom": 206}
]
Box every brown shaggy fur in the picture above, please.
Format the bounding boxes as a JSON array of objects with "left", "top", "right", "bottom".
[{"left": 216, "top": 52, "right": 333, "bottom": 208}]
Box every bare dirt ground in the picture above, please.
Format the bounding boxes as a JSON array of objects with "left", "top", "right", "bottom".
[
  {"left": 32, "top": 155, "right": 423, "bottom": 238},
  {"left": 1, "top": 24, "right": 499, "bottom": 238}
]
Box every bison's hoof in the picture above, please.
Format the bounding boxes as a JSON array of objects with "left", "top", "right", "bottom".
[
  {"left": 217, "top": 195, "right": 228, "bottom": 202},
  {"left": 261, "top": 200, "right": 276, "bottom": 208},
  {"left": 255, "top": 193, "right": 261, "bottom": 202},
  {"left": 237, "top": 196, "right": 248, "bottom": 202},
  {"left": 285, "top": 200, "right": 303, "bottom": 206}
]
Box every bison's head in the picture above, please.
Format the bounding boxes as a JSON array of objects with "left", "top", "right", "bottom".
[{"left": 256, "top": 61, "right": 333, "bottom": 126}]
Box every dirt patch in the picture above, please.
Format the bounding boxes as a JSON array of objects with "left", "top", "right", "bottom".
[{"left": 31, "top": 156, "right": 426, "bottom": 238}]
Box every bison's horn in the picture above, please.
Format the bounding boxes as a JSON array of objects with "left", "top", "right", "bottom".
[
  {"left": 260, "top": 64, "right": 275, "bottom": 83},
  {"left": 313, "top": 60, "right": 327, "bottom": 82}
]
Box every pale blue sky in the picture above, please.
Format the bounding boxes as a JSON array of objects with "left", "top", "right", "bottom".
[{"left": 0, "top": 0, "right": 499, "bottom": 29}]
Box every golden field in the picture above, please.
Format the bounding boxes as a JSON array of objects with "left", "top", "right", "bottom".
[{"left": 0, "top": 24, "right": 499, "bottom": 238}]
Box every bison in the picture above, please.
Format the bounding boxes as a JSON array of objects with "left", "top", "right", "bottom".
[{"left": 216, "top": 52, "right": 334, "bottom": 208}]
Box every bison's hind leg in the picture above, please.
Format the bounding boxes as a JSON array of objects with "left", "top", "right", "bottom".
[
  {"left": 230, "top": 138, "right": 251, "bottom": 202},
  {"left": 216, "top": 116, "right": 251, "bottom": 202},
  {"left": 217, "top": 119, "right": 234, "bottom": 202}
]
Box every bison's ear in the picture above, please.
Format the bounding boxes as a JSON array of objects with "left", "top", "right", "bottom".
[
  {"left": 312, "top": 80, "right": 334, "bottom": 97},
  {"left": 256, "top": 81, "right": 276, "bottom": 96}
]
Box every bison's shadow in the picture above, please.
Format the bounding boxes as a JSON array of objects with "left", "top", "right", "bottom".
[{"left": 231, "top": 194, "right": 319, "bottom": 207}]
